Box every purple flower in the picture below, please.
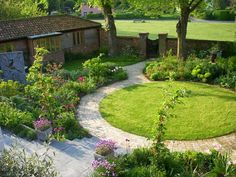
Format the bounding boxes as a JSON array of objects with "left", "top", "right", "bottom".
[
  {"left": 92, "top": 160, "right": 117, "bottom": 177},
  {"left": 33, "top": 118, "right": 51, "bottom": 131},
  {"left": 95, "top": 140, "right": 117, "bottom": 156},
  {"left": 96, "top": 140, "right": 116, "bottom": 151}
]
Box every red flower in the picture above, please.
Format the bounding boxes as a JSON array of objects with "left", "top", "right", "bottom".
[{"left": 77, "top": 76, "right": 85, "bottom": 82}]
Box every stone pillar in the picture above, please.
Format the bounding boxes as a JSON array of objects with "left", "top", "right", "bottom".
[
  {"left": 27, "top": 39, "right": 35, "bottom": 64},
  {"left": 139, "top": 33, "right": 149, "bottom": 59},
  {"left": 0, "top": 127, "right": 4, "bottom": 152},
  {"left": 158, "top": 33, "right": 168, "bottom": 57}
]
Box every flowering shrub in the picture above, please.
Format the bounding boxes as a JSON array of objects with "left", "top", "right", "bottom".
[
  {"left": 77, "top": 76, "right": 85, "bottom": 82},
  {"left": 95, "top": 140, "right": 116, "bottom": 156},
  {"left": 33, "top": 118, "right": 51, "bottom": 131},
  {"left": 52, "top": 127, "right": 65, "bottom": 141},
  {"left": 92, "top": 159, "right": 117, "bottom": 177}
]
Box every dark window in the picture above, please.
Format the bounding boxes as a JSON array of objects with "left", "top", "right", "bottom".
[
  {"left": 73, "top": 31, "right": 83, "bottom": 46},
  {"left": 0, "top": 43, "right": 15, "bottom": 52},
  {"left": 33, "top": 36, "right": 61, "bottom": 52}
]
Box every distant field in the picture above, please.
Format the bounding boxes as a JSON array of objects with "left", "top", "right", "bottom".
[{"left": 94, "top": 20, "right": 236, "bottom": 41}]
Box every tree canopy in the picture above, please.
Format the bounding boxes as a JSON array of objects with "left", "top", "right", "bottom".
[{"left": 0, "top": 0, "right": 47, "bottom": 20}]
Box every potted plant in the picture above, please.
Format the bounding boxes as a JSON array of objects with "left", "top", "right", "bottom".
[
  {"left": 33, "top": 118, "right": 52, "bottom": 141},
  {"left": 94, "top": 139, "right": 116, "bottom": 161}
]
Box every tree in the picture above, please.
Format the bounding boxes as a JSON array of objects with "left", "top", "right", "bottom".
[
  {"left": 47, "top": 0, "right": 60, "bottom": 14},
  {"left": 128, "top": 0, "right": 204, "bottom": 59},
  {"left": 213, "top": 0, "right": 230, "bottom": 10},
  {"left": 0, "top": 0, "right": 47, "bottom": 20},
  {"left": 88, "top": 0, "right": 118, "bottom": 56}
]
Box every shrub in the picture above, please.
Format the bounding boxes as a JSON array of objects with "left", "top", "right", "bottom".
[
  {"left": 216, "top": 72, "right": 236, "bottom": 90},
  {"left": 0, "top": 80, "right": 22, "bottom": 97},
  {"left": 83, "top": 55, "right": 109, "bottom": 85},
  {"left": 0, "top": 146, "right": 58, "bottom": 177},
  {"left": 9, "top": 95, "right": 40, "bottom": 118},
  {"left": 228, "top": 56, "right": 236, "bottom": 72},
  {"left": 212, "top": 10, "right": 235, "bottom": 21},
  {"left": 86, "top": 13, "right": 104, "bottom": 19},
  {"left": 103, "top": 148, "right": 236, "bottom": 177},
  {"left": 191, "top": 62, "right": 224, "bottom": 82},
  {"left": 0, "top": 102, "right": 34, "bottom": 131},
  {"left": 17, "top": 124, "right": 37, "bottom": 140},
  {"left": 55, "top": 112, "right": 89, "bottom": 140},
  {"left": 144, "top": 55, "right": 180, "bottom": 81}
]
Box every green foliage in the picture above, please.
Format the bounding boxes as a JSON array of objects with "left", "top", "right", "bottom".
[
  {"left": 0, "top": 146, "right": 58, "bottom": 177},
  {"left": 216, "top": 72, "right": 236, "bottom": 90},
  {"left": 83, "top": 55, "right": 109, "bottom": 85},
  {"left": 55, "top": 112, "right": 89, "bottom": 140},
  {"left": 17, "top": 124, "right": 37, "bottom": 140},
  {"left": 0, "top": 80, "right": 22, "bottom": 97},
  {"left": 104, "top": 147, "right": 236, "bottom": 177},
  {"left": 191, "top": 62, "right": 223, "bottom": 82},
  {"left": 213, "top": 9, "right": 235, "bottom": 20},
  {"left": 145, "top": 54, "right": 236, "bottom": 89},
  {"left": 152, "top": 80, "right": 190, "bottom": 162},
  {"left": 145, "top": 55, "right": 180, "bottom": 81},
  {"left": 0, "top": 102, "right": 34, "bottom": 131},
  {"left": 0, "top": 0, "right": 47, "bottom": 20},
  {"left": 86, "top": 13, "right": 104, "bottom": 19},
  {"left": 64, "top": 0, "right": 76, "bottom": 9}
]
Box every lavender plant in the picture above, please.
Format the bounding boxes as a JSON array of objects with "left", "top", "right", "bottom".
[
  {"left": 92, "top": 159, "right": 117, "bottom": 177},
  {"left": 95, "top": 139, "right": 117, "bottom": 156}
]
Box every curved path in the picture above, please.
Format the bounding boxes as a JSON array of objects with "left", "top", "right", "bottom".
[{"left": 78, "top": 61, "right": 236, "bottom": 163}]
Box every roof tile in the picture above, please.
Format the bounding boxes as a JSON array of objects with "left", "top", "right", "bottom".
[{"left": 0, "top": 15, "right": 101, "bottom": 42}]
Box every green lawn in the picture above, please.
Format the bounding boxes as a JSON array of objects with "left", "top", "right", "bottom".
[
  {"left": 100, "top": 81, "right": 236, "bottom": 140},
  {"left": 94, "top": 20, "right": 236, "bottom": 41},
  {"left": 63, "top": 55, "right": 143, "bottom": 71}
]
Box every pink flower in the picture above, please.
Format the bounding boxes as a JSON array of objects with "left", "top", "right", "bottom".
[
  {"left": 33, "top": 118, "right": 51, "bottom": 131},
  {"left": 77, "top": 76, "right": 85, "bottom": 82}
]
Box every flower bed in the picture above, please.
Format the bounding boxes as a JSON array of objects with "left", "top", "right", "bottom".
[
  {"left": 144, "top": 54, "right": 236, "bottom": 90},
  {"left": 0, "top": 48, "right": 128, "bottom": 141}
]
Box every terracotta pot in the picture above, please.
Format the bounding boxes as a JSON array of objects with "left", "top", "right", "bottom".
[
  {"left": 36, "top": 127, "right": 52, "bottom": 141},
  {"left": 94, "top": 151, "right": 114, "bottom": 161}
]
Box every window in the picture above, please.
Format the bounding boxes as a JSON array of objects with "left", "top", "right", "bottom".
[
  {"left": 83, "top": 12, "right": 87, "bottom": 16},
  {"left": 0, "top": 43, "right": 15, "bottom": 53},
  {"left": 33, "top": 36, "right": 61, "bottom": 52},
  {"left": 73, "top": 31, "right": 83, "bottom": 46}
]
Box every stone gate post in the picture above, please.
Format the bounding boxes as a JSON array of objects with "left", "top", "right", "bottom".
[
  {"left": 158, "top": 33, "right": 168, "bottom": 57},
  {"left": 139, "top": 33, "right": 149, "bottom": 59}
]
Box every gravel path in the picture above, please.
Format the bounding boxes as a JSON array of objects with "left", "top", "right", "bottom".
[{"left": 78, "top": 61, "right": 236, "bottom": 163}]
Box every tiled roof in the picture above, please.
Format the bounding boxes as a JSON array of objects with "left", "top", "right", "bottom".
[{"left": 0, "top": 15, "right": 101, "bottom": 42}]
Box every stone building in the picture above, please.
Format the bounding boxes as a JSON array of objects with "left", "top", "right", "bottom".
[{"left": 0, "top": 15, "right": 102, "bottom": 65}]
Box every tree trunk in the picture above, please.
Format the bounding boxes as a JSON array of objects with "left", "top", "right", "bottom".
[
  {"left": 176, "top": 9, "right": 190, "bottom": 60},
  {"left": 103, "top": 5, "right": 118, "bottom": 56}
]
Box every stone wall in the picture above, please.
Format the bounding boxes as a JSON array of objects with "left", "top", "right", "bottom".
[
  {"left": 117, "top": 36, "right": 141, "bottom": 53},
  {"left": 101, "top": 29, "right": 236, "bottom": 58},
  {"left": 167, "top": 38, "right": 236, "bottom": 56},
  {"left": 43, "top": 50, "right": 65, "bottom": 64},
  {"left": 100, "top": 30, "right": 148, "bottom": 58},
  {"left": 63, "top": 28, "right": 100, "bottom": 55}
]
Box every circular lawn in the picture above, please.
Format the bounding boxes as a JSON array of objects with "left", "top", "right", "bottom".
[{"left": 100, "top": 82, "right": 236, "bottom": 140}]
